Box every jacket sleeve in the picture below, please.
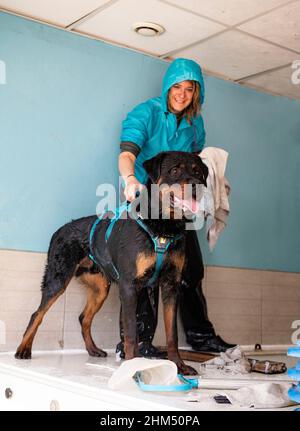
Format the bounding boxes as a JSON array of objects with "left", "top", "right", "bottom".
[
  {"left": 120, "top": 141, "right": 141, "bottom": 157},
  {"left": 120, "top": 101, "right": 151, "bottom": 149}
]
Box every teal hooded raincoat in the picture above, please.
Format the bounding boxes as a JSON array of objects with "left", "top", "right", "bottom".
[{"left": 120, "top": 58, "right": 206, "bottom": 184}]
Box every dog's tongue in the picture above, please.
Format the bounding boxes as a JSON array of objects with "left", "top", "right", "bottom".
[{"left": 173, "top": 196, "right": 200, "bottom": 214}]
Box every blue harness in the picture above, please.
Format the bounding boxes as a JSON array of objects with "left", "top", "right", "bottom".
[{"left": 89, "top": 202, "right": 183, "bottom": 285}]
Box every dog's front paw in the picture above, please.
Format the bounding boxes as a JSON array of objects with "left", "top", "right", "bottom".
[
  {"left": 15, "top": 346, "right": 32, "bottom": 360},
  {"left": 176, "top": 361, "right": 198, "bottom": 376},
  {"left": 87, "top": 347, "right": 107, "bottom": 357}
]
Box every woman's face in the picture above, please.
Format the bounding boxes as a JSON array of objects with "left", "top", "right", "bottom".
[{"left": 168, "top": 80, "right": 195, "bottom": 113}]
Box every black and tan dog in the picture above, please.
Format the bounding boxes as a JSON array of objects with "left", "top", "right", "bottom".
[{"left": 15, "top": 151, "right": 208, "bottom": 375}]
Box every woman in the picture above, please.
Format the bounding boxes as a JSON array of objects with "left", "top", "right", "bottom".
[{"left": 117, "top": 58, "right": 235, "bottom": 357}]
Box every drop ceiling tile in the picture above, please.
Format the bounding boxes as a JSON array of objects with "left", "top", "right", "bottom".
[
  {"left": 175, "top": 30, "right": 296, "bottom": 80},
  {"left": 239, "top": 2, "right": 300, "bottom": 52},
  {"left": 162, "top": 0, "right": 290, "bottom": 26},
  {"left": 0, "top": 0, "right": 110, "bottom": 27},
  {"left": 240, "top": 65, "right": 300, "bottom": 100},
  {"left": 74, "top": 0, "right": 225, "bottom": 56}
]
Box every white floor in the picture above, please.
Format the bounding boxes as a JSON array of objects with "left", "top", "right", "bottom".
[{"left": 0, "top": 349, "right": 299, "bottom": 411}]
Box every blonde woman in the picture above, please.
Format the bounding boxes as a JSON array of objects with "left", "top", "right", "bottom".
[{"left": 117, "top": 58, "right": 235, "bottom": 357}]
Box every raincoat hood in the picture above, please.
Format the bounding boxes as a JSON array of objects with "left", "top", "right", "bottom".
[{"left": 162, "top": 58, "right": 205, "bottom": 112}]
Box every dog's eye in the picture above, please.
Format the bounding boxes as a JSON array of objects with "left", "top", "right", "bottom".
[{"left": 170, "top": 167, "right": 180, "bottom": 177}]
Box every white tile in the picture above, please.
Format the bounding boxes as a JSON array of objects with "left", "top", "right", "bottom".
[
  {"left": 239, "top": 2, "right": 300, "bottom": 52},
  {"left": 64, "top": 311, "right": 119, "bottom": 333},
  {"left": 34, "top": 330, "right": 64, "bottom": 350},
  {"left": 175, "top": 30, "right": 296, "bottom": 80},
  {"left": 205, "top": 281, "right": 261, "bottom": 300},
  {"left": 0, "top": 249, "right": 46, "bottom": 271},
  {"left": 212, "top": 314, "right": 261, "bottom": 332},
  {"left": 63, "top": 330, "right": 118, "bottom": 350},
  {"left": 0, "top": 291, "right": 65, "bottom": 312},
  {"left": 207, "top": 298, "right": 261, "bottom": 316},
  {"left": 213, "top": 331, "right": 261, "bottom": 345},
  {"left": 0, "top": 0, "right": 111, "bottom": 27},
  {"left": 0, "top": 269, "right": 43, "bottom": 292},
  {"left": 65, "top": 284, "right": 120, "bottom": 313},
  {"left": 262, "top": 331, "right": 294, "bottom": 344},
  {"left": 206, "top": 266, "right": 261, "bottom": 284},
  {"left": 1, "top": 330, "right": 63, "bottom": 352},
  {"left": 75, "top": 0, "right": 225, "bottom": 56},
  {"left": 262, "top": 314, "right": 300, "bottom": 331},
  {"left": 260, "top": 269, "right": 300, "bottom": 287},
  {"left": 163, "top": 0, "right": 290, "bottom": 26},
  {"left": 92, "top": 331, "right": 121, "bottom": 349},
  {"left": 262, "top": 285, "right": 300, "bottom": 301},
  {"left": 62, "top": 331, "right": 86, "bottom": 350},
  {"left": 1, "top": 310, "right": 64, "bottom": 332},
  {"left": 262, "top": 300, "right": 300, "bottom": 316}
]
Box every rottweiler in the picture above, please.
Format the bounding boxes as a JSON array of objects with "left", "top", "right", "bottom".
[{"left": 15, "top": 151, "right": 208, "bottom": 375}]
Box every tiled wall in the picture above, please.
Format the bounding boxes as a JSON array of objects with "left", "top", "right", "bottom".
[{"left": 0, "top": 249, "right": 299, "bottom": 353}]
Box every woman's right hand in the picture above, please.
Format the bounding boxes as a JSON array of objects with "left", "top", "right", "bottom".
[{"left": 124, "top": 176, "right": 144, "bottom": 202}]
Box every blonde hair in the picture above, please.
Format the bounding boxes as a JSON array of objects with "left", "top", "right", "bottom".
[{"left": 167, "top": 81, "right": 201, "bottom": 124}]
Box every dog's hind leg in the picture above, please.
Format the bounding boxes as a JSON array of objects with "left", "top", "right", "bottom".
[
  {"left": 78, "top": 272, "right": 110, "bottom": 357},
  {"left": 15, "top": 220, "right": 93, "bottom": 359},
  {"left": 15, "top": 272, "right": 73, "bottom": 360}
]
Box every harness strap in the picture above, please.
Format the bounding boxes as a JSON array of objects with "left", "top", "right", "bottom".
[
  {"left": 88, "top": 217, "right": 101, "bottom": 264},
  {"left": 89, "top": 203, "right": 182, "bottom": 285},
  {"left": 105, "top": 202, "right": 130, "bottom": 241},
  {"left": 89, "top": 202, "right": 131, "bottom": 272},
  {"left": 135, "top": 217, "right": 182, "bottom": 285}
]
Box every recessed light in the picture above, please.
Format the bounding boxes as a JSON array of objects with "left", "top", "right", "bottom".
[{"left": 132, "top": 22, "right": 165, "bottom": 37}]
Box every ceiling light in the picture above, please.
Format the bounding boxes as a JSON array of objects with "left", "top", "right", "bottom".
[{"left": 132, "top": 22, "right": 165, "bottom": 37}]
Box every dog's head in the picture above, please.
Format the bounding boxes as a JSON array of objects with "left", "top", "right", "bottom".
[{"left": 143, "top": 151, "right": 208, "bottom": 217}]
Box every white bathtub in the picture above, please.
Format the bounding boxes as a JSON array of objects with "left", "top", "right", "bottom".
[
  {"left": 0, "top": 349, "right": 297, "bottom": 411},
  {"left": 0, "top": 350, "right": 183, "bottom": 411}
]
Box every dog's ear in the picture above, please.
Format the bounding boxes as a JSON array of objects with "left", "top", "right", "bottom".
[
  {"left": 199, "top": 158, "right": 208, "bottom": 187},
  {"left": 143, "top": 152, "right": 166, "bottom": 183}
]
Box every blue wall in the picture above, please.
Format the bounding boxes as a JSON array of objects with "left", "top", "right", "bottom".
[
  {"left": 201, "top": 77, "right": 300, "bottom": 272},
  {"left": 1, "top": 12, "right": 299, "bottom": 272}
]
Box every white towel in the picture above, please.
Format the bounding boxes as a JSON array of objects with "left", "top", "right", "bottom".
[
  {"left": 224, "top": 382, "right": 294, "bottom": 409},
  {"left": 199, "top": 147, "right": 231, "bottom": 250}
]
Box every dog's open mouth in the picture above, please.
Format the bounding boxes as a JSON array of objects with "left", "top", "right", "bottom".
[{"left": 171, "top": 194, "right": 201, "bottom": 214}]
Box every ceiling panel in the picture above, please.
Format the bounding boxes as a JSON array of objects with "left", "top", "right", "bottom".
[
  {"left": 174, "top": 30, "right": 296, "bottom": 81},
  {"left": 74, "top": 0, "right": 225, "bottom": 56},
  {"left": 239, "top": 1, "right": 300, "bottom": 52},
  {"left": 0, "top": 0, "right": 299, "bottom": 99},
  {"left": 240, "top": 66, "right": 300, "bottom": 99},
  {"left": 162, "top": 0, "right": 290, "bottom": 26},
  {"left": 0, "top": 0, "right": 110, "bottom": 27}
]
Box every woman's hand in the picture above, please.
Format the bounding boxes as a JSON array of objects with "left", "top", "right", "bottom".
[{"left": 124, "top": 176, "right": 144, "bottom": 202}]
